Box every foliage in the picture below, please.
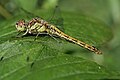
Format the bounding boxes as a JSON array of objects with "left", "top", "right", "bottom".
[{"left": 0, "top": 9, "right": 118, "bottom": 80}]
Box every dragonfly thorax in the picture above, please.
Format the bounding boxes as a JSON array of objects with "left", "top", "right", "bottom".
[{"left": 28, "top": 22, "right": 46, "bottom": 34}]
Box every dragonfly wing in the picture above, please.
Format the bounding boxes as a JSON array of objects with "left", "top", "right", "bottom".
[
  {"left": 48, "top": 6, "right": 64, "bottom": 32},
  {"left": 19, "top": 7, "right": 39, "bottom": 19}
]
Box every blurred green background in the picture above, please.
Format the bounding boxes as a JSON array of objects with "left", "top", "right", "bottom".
[{"left": 0, "top": 0, "right": 120, "bottom": 76}]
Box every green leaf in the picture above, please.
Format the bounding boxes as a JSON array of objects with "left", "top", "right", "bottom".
[{"left": 0, "top": 10, "right": 116, "bottom": 80}]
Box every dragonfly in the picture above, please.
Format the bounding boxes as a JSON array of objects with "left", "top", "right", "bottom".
[{"left": 15, "top": 7, "right": 102, "bottom": 55}]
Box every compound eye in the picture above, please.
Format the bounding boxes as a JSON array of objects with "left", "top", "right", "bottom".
[
  {"left": 16, "top": 19, "right": 25, "bottom": 26},
  {"left": 16, "top": 22, "right": 18, "bottom": 25}
]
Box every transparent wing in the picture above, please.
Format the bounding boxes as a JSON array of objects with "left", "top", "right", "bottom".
[
  {"left": 19, "top": 7, "right": 39, "bottom": 19},
  {"left": 19, "top": 6, "right": 64, "bottom": 32},
  {"left": 48, "top": 6, "right": 64, "bottom": 31}
]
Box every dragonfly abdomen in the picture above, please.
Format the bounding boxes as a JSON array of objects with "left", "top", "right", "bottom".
[{"left": 49, "top": 25, "right": 102, "bottom": 54}]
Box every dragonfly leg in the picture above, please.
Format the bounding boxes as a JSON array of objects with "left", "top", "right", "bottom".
[
  {"left": 16, "top": 29, "right": 29, "bottom": 38},
  {"left": 48, "top": 34, "right": 61, "bottom": 43},
  {"left": 16, "top": 32, "right": 22, "bottom": 38},
  {"left": 34, "top": 33, "right": 60, "bottom": 43},
  {"left": 34, "top": 33, "right": 39, "bottom": 41},
  {"left": 22, "top": 29, "right": 29, "bottom": 36},
  {"left": 34, "top": 33, "right": 48, "bottom": 41}
]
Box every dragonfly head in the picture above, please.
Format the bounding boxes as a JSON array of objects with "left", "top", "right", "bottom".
[{"left": 16, "top": 19, "right": 27, "bottom": 32}]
